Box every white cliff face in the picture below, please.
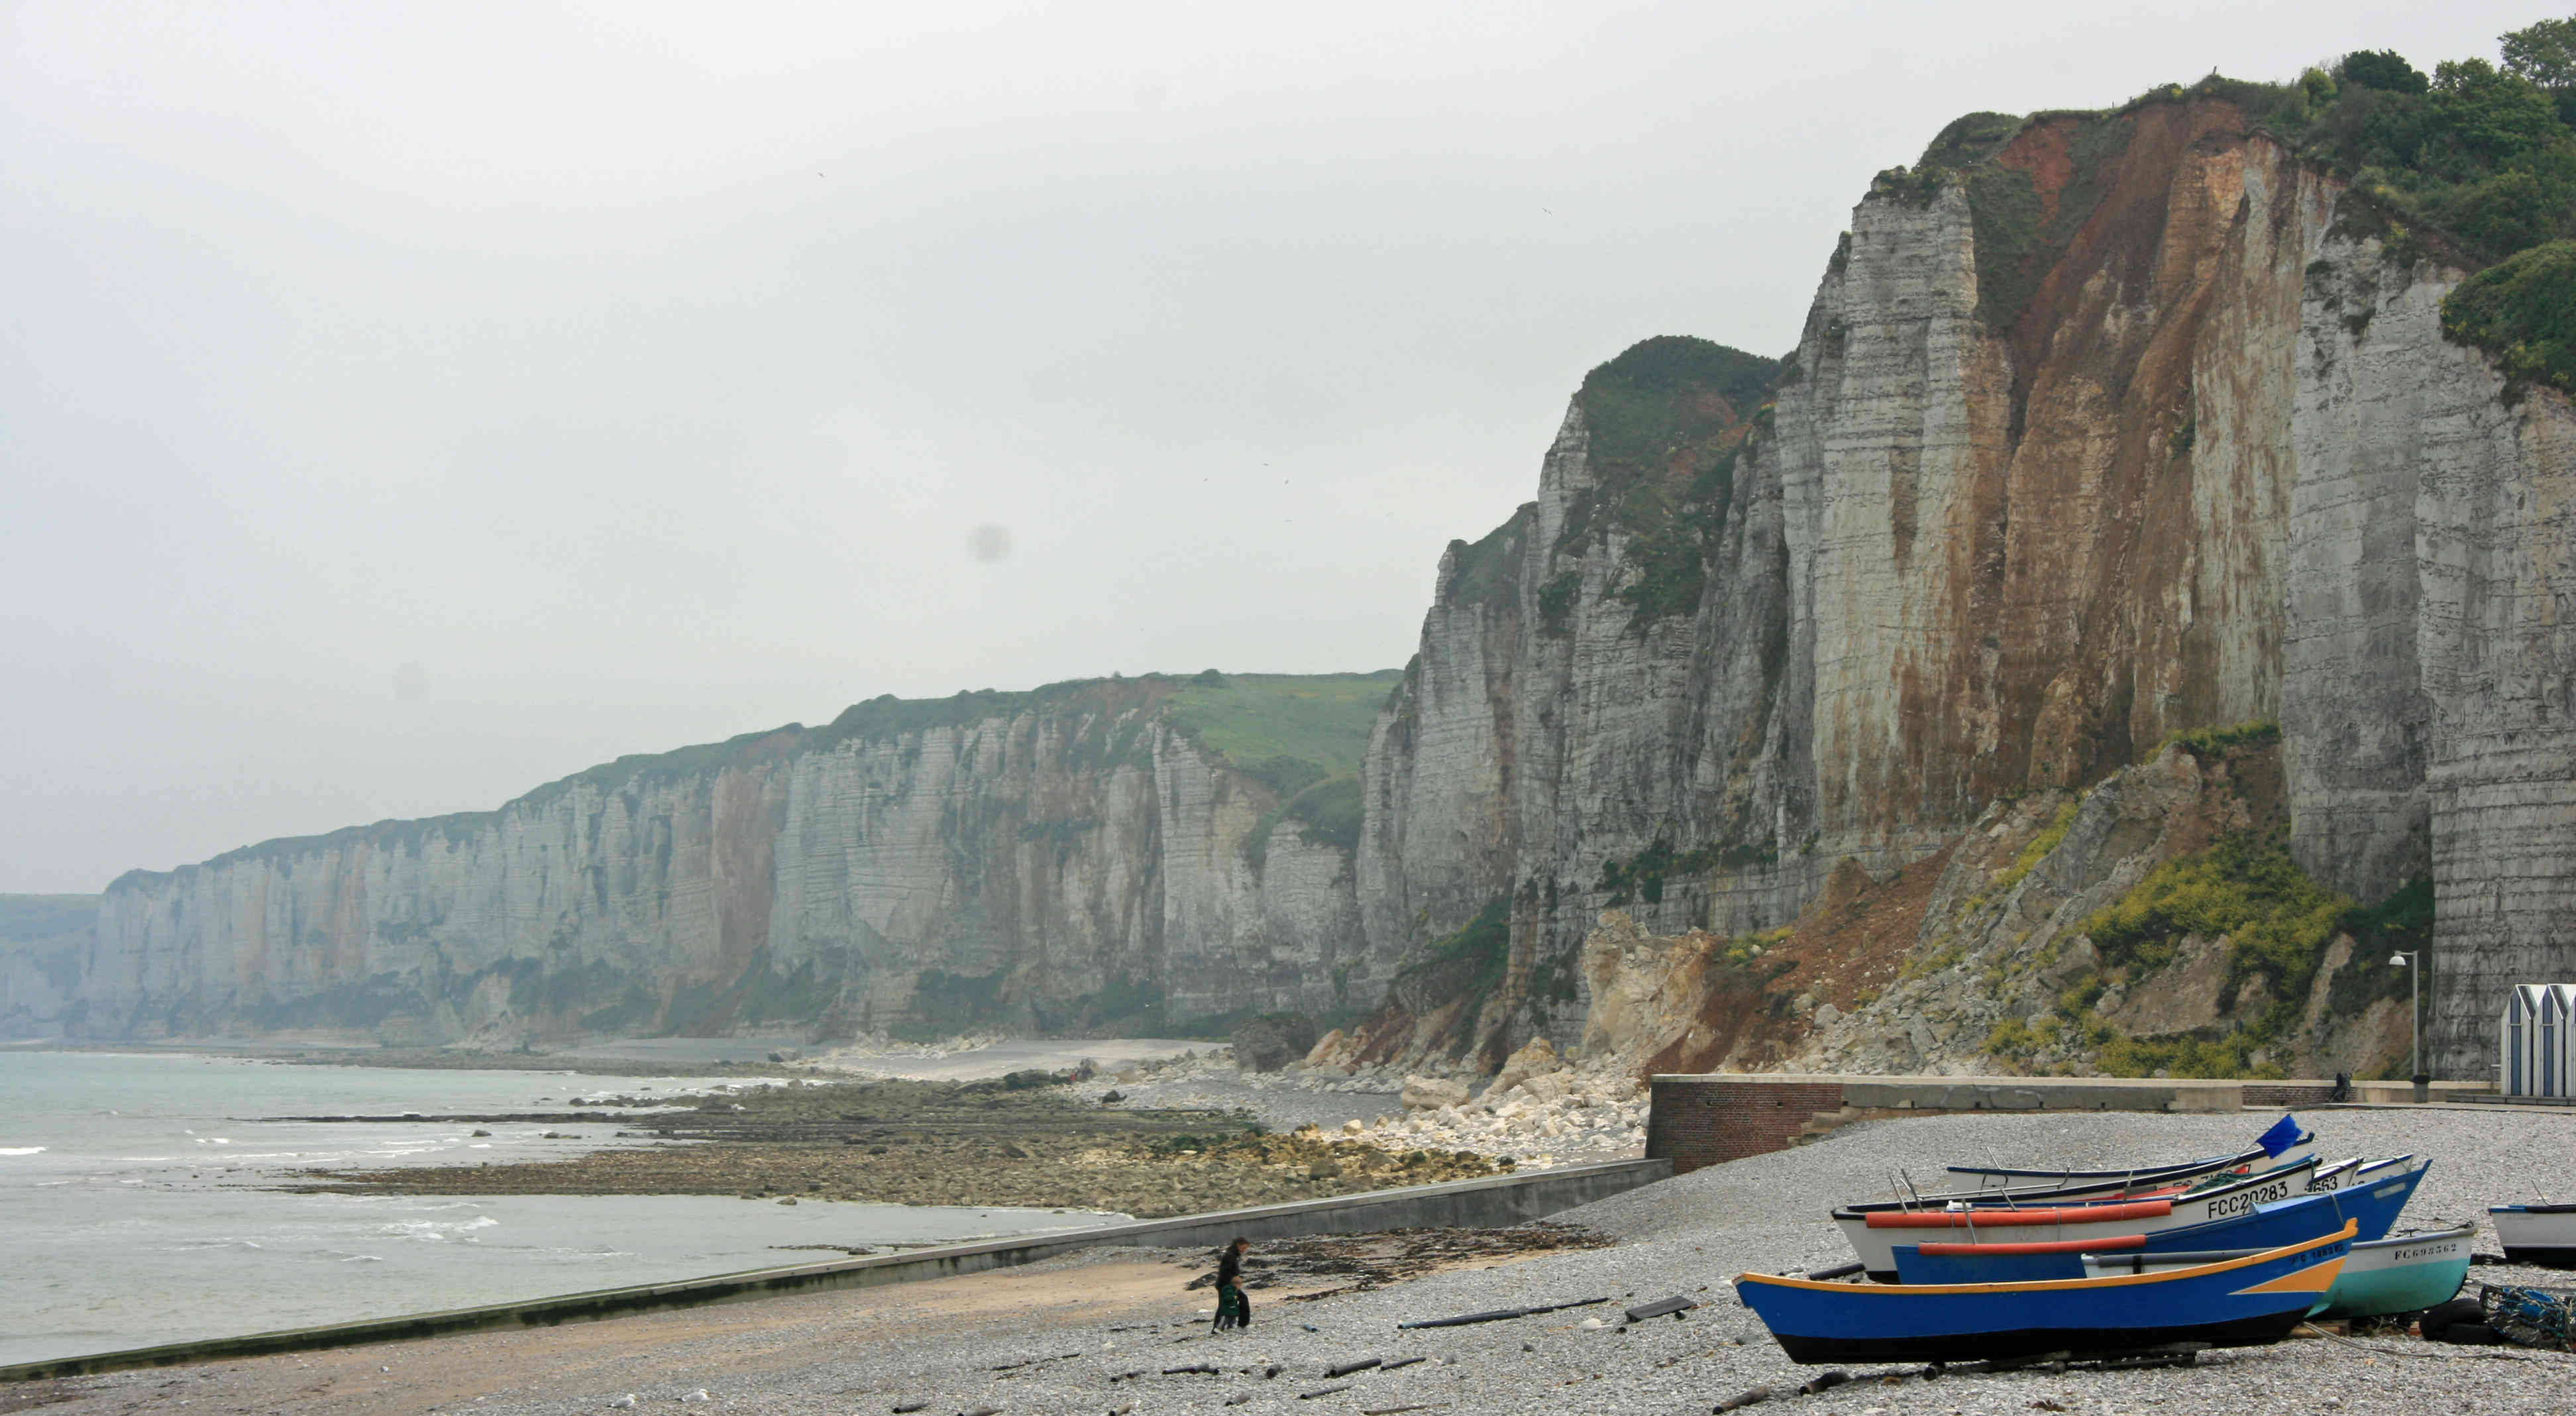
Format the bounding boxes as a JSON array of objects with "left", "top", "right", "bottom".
[
  {"left": 1360, "top": 100, "right": 2575, "bottom": 1077},
  {"left": 72, "top": 690, "right": 1388, "bottom": 1042},
  {"left": 2288, "top": 220, "right": 2576, "bottom": 1073}
]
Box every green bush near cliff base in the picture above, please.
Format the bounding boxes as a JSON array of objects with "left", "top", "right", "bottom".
[
  {"left": 1597, "top": 835, "right": 1780, "bottom": 907},
  {"left": 2095, "top": 1032, "right": 2287, "bottom": 1080},
  {"left": 2083, "top": 830, "right": 2348, "bottom": 997},
  {"left": 1379, "top": 897, "right": 1515, "bottom": 1038},
  {"left": 2161, "top": 719, "right": 2283, "bottom": 757},
  {"left": 2442, "top": 239, "right": 2576, "bottom": 392},
  {"left": 2063, "top": 839, "right": 2436, "bottom": 1078}
]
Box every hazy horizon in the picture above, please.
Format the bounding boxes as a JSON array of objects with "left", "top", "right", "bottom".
[{"left": 3, "top": 1, "right": 2546, "bottom": 891}]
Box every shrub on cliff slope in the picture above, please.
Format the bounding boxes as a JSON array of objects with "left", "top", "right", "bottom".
[
  {"left": 1898, "top": 17, "right": 2576, "bottom": 382},
  {"left": 2296, "top": 21, "right": 2576, "bottom": 267},
  {"left": 1574, "top": 337, "right": 1782, "bottom": 470},
  {"left": 2442, "top": 239, "right": 2576, "bottom": 390},
  {"left": 2068, "top": 828, "right": 2428, "bottom": 1079}
]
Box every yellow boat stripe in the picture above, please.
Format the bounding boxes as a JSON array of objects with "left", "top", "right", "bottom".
[{"left": 2232, "top": 1256, "right": 2346, "bottom": 1294}]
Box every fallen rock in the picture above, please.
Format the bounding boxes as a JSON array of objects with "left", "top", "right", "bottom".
[
  {"left": 1491, "top": 1037, "right": 1560, "bottom": 1096},
  {"left": 1399, "top": 1075, "right": 1470, "bottom": 1111},
  {"left": 1234, "top": 1013, "right": 1321, "bottom": 1072}
]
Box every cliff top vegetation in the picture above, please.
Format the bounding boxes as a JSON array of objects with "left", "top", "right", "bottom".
[
  {"left": 1884, "top": 15, "right": 2576, "bottom": 386},
  {"left": 1439, "top": 334, "right": 1790, "bottom": 639}
]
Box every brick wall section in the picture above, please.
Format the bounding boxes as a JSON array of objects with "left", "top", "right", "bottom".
[{"left": 1646, "top": 1078, "right": 1846, "bottom": 1173}]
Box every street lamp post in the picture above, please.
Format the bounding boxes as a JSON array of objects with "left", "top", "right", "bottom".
[{"left": 2390, "top": 950, "right": 2427, "bottom": 1101}]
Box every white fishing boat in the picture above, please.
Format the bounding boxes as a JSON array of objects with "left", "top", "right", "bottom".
[
  {"left": 1941, "top": 1118, "right": 2313, "bottom": 1192},
  {"left": 2489, "top": 1203, "right": 2576, "bottom": 1266},
  {"left": 1835, "top": 1155, "right": 2323, "bottom": 1280}
]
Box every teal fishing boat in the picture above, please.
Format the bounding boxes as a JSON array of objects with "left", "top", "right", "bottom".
[
  {"left": 2316, "top": 1224, "right": 2475, "bottom": 1318},
  {"left": 2070, "top": 1221, "right": 2473, "bottom": 1319}
]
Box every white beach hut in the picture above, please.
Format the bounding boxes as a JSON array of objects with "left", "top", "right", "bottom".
[{"left": 2502, "top": 984, "right": 2576, "bottom": 1097}]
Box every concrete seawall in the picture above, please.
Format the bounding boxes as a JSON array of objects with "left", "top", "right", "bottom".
[
  {"left": 1645, "top": 1072, "right": 2494, "bottom": 1172},
  {"left": 0, "top": 1158, "right": 1669, "bottom": 1382}
]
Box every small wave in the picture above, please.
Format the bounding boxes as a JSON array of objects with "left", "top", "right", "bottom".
[
  {"left": 380, "top": 1215, "right": 500, "bottom": 1242},
  {"left": 0, "top": 1146, "right": 46, "bottom": 1156}
]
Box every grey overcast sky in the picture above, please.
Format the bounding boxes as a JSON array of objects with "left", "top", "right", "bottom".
[{"left": 0, "top": 1, "right": 2546, "bottom": 892}]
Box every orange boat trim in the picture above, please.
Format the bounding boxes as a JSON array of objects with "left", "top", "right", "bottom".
[{"left": 1864, "top": 1199, "right": 2173, "bottom": 1230}]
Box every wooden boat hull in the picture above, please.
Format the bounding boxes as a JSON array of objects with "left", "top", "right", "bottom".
[
  {"left": 2490, "top": 1204, "right": 2576, "bottom": 1266},
  {"left": 1738, "top": 1223, "right": 2353, "bottom": 1364}
]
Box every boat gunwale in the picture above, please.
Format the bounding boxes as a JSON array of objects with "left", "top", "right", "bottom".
[{"left": 1737, "top": 1219, "right": 2356, "bottom": 1297}]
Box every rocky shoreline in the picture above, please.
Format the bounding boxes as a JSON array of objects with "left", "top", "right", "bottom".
[{"left": 293, "top": 1073, "right": 1502, "bottom": 1219}]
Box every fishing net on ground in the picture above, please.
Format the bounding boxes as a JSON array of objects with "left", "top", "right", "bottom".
[{"left": 2479, "top": 1284, "right": 2576, "bottom": 1350}]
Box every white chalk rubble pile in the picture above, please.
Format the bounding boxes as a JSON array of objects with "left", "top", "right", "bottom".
[
  {"left": 1084, "top": 1038, "right": 1647, "bottom": 1170},
  {"left": 1338, "top": 1038, "right": 1648, "bottom": 1170}
]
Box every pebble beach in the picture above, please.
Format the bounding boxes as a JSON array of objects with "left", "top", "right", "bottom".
[{"left": 20, "top": 1104, "right": 2576, "bottom": 1415}]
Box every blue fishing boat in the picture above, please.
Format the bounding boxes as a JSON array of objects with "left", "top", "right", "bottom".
[
  {"left": 1890, "top": 1159, "right": 2426, "bottom": 1283},
  {"left": 1736, "top": 1221, "right": 2355, "bottom": 1364},
  {"left": 1941, "top": 1116, "right": 2313, "bottom": 1192}
]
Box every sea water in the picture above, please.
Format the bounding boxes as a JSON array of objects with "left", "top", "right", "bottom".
[{"left": 0, "top": 1050, "right": 1125, "bottom": 1366}]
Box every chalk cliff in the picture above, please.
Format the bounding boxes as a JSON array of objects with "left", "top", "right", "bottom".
[
  {"left": 63, "top": 676, "right": 1396, "bottom": 1042},
  {"left": 1355, "top": 95, "right": 2573, "bottom": 1077}
]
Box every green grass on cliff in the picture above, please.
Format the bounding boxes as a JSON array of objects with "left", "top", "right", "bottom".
[
  {"left": 1574, "top": 337, "right": 1786, "bottom": 472},
  {"left": 1159, "top": 672, "right": 1397, "bottom": 785},
  {"left": 1166, "top": 671, "right": 1395, "bottom": 861}
]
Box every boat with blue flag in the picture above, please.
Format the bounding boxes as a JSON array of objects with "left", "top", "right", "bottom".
[
  {"left": 1941, "top": 1116, "right": 2311, "bottom": 1191},
  {"left": 1888, "top": 1158, "right": 2426, "bottom": 1284},
  {"left": 1735, "top": 1221, "right": 2356, "bottom": 1363},
  {"left": 1836, "top": 1154, "right": 2324, "bottom": 1280}
]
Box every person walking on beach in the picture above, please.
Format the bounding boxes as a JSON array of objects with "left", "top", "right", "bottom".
[{"left": 1210, "top": 1237, "right": 1252, "bottom": 1332}]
